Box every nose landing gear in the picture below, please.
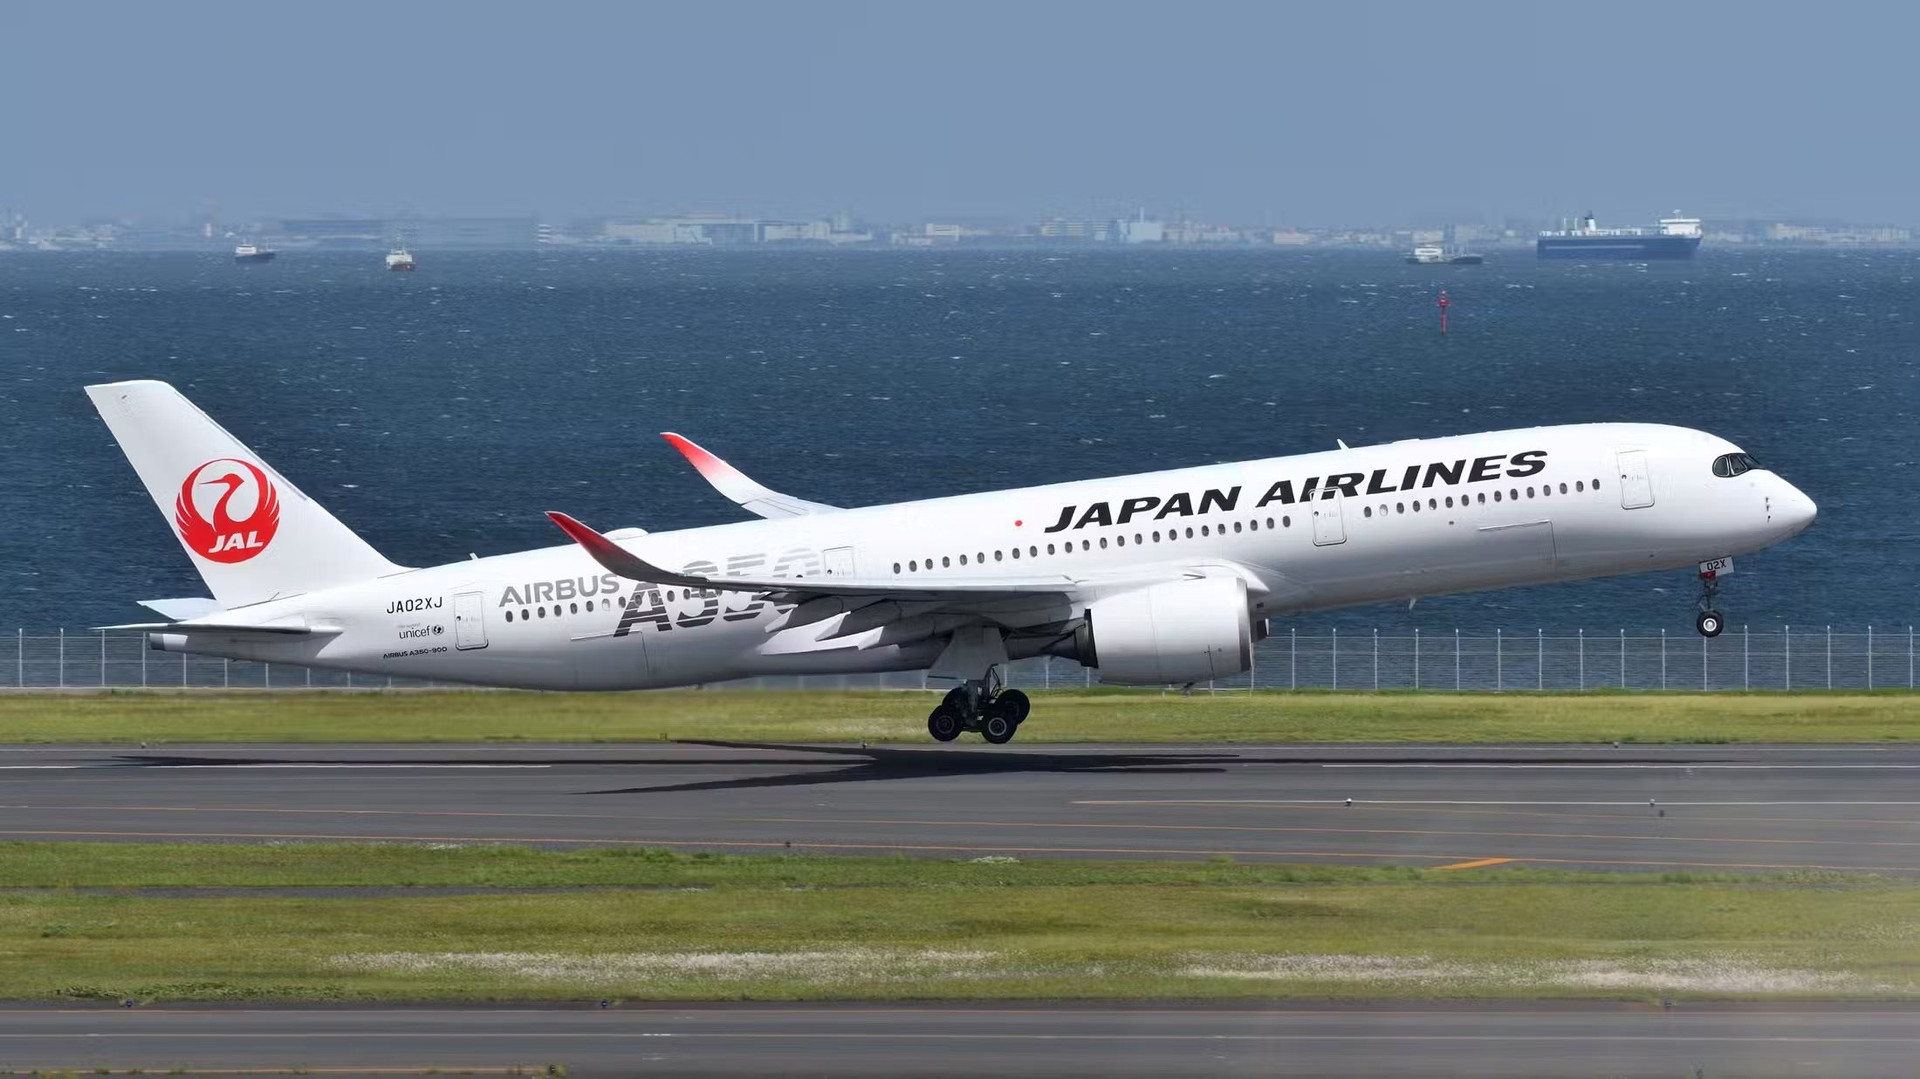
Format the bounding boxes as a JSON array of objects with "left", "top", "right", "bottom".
[
  {"left": 1694, "top": 558, "right": 1729, "bottom": 638},
  {"left": 925, "top": 671, "right": 1031, "bottom": 744}
]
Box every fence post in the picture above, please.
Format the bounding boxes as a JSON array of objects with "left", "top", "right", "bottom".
[
  {"left": 1702, "top": 630, "right": 1708, "bottom": 691},
  {"left": 1537, "top": 629, "right": 1543, "bottom": 691},
  {"left": 1414, "top": 628, "right": 1421, "bottom": 690},
  {"left": 1619, "top": 628, "right": 1625, "bottom": 689},
  {"left": 1661, "top": 628, "right": 1668, "bottom": 691},
  {"left": 1332, "top": 628, "right": 1338, "bottom": 691},
  {"left": 59, "top": 628, "right": 65, "bottom": 689},
  {"left": 1372, "top": 628, "right": 1379, "bottom": 691},
  {"left": 1577, "top": 628, "right": 1585, "bottom": 690},
  {"left": 141, "top": 635, "right": 147, "bottom": 687},
  {"left": 1248, "top": 642, "right": 1255, "bottom": 691},
  {"left": 181, "top": 648, "right": 187, "bottom": 687},
  {"left": 1496, "top": 628, "right": 1502, "bottom": 692},
  {"left": 1826, "top": 625, "right": 1832, "bottom": 690},
  {"left": 223, "top": 657, "right": 230, "bottom": 688},
  {"left": 1290, "top": 627, "right": 1297, "bottom": 690},
  {"left": 16, "top": 628, "right": 21, "bottom": 687},
  {"left": 1868, "top": 625, "right": 1873, "bottom": 691},
  {"left": 1742, "top": 625, "right": 1748, "bottom": 690},
  {"left": 1454, "top": 628, "right": 1460, "bottom": 690},
  {"left": 99, "top": 629, "right": 106, "bottom": 687},
  {"left": 1785, "top": 625, "right": 1791, "bottom": 690}
]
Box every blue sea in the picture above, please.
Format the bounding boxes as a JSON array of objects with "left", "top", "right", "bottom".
[{"left": 1, "top": 247, "right": 1913, "bottom": 635}]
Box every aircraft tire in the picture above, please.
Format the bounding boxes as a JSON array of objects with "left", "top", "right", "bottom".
[
  {"left": 928, "top": 708, "right": 964, "bottom": 742},
  {"left": 996, "top": 689, "right": 1031, "bottom": 724},
  {"left": 981, "top": 713, "right": 1017, "bottom": 744},
  {"left": 1696, "top": 611, "right": 1725, "bottom": 638}
]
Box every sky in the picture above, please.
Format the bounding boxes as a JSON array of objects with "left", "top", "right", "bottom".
[{"left": 5, "top": 0, "right": 1915, "bottom": 227}]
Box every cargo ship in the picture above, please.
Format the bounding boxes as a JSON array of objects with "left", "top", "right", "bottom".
[
  {"left": 233, "top": 243, "right": 277, "bottom": 263},
  {"left": 1537, "top": 212, "right": 1702, "bottom": 260},
  {"left": 1407, "top": 245, "right": 1484, "bottom": 265}
]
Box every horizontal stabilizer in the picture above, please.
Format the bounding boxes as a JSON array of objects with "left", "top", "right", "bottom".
[
  {"left": 139, "top": 597, "right": 222, "bottom": 620},
  {"left": 662, "top": 432, "right": 842, "bottom": 519},
  {"left": 95, "top": 621, "right": 335, "bottom": 636}
]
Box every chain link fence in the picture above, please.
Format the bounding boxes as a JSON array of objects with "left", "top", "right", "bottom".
[{"left": 4, "top": 627, "right": 1917, "bottom": 692}]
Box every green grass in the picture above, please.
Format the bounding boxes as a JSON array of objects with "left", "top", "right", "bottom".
[
  {"left": 4, "top": 843, "right": 1918, "bottom": 1002},
  {"left": 0, "top": 689, "right": 1916, "bottom": 744}
]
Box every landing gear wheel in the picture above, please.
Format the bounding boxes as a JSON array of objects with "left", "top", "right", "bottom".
[
  {"left": 1695, "top": 611, "right": 1725, "bottom": 638},
  {"left": 927, "top": 708, "right": 963, "bottom": 742},
  {"left": 996, "top": 689, "right": 1031, "bottom": 724},
  {"left": 980, "top": 713, "right": 1017, "bottom": 744}
]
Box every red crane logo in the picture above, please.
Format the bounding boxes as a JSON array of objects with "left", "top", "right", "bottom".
[{"left": 175, "top": 458, "right": 281, "bottom": 563}]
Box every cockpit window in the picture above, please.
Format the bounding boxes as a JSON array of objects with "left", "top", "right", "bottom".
[{"left": 1712, "top": 453, "right": 1760, "bottom": 478}]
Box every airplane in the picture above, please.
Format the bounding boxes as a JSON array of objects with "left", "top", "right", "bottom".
[{"left": 87, "top": 379, "right": 1816, "bottom": 743}]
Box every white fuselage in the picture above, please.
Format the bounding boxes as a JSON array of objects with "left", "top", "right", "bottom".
[{"left": 158, "top": 422, "right": 1816, "bottom": 690}]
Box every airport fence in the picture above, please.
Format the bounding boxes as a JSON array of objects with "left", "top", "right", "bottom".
[{"left": 3, "top": 626, "right": 1917, "bottom": 693}]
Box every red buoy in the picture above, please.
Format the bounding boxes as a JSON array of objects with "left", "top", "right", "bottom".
[{"left": 1437, "top": 289, "right": 1451, "bottom": 335}]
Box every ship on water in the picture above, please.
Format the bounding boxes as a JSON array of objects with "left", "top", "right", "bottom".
[
  {"left": 385, "top": 247, "right": 415, "bottom": 272},
  {"left": 1537, "top": 212, "right": 1702, "bottom": 260},
  {"left": 232, "top": 243, "right": 276, "bottom": 263},
  {"left": 1407, "top": 244, "right": 1484, "bottom": 265}
]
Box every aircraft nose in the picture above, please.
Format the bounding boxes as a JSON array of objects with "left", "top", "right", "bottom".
[{"left": 1775, "top": 480, "right": 1817, "bottom": 537}]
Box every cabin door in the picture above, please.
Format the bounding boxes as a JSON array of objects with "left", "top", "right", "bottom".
[
  {"left": 1617, "top": 450, "right": 1655, "bottom": 509},
  {"left": 453, "top": 591, "right": 489, "bottom": 650},
  {"left": 1311, "top": 493, "right": 1347, "bottom": 546},
  {"left": 822, "top": 546, "right": 856, "bottom": 577}
]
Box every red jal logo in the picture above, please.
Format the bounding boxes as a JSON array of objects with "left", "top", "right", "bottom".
[{"left": 175, "top": 458, "right": 281, "bottom": 563}]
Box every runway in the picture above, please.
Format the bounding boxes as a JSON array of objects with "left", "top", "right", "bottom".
[
  {"left": 5, "top": 741, "right": 1920, "bottom": 873},
  {"left": 7, "top": 1002, "right": 1919, "bottom": 1077}
]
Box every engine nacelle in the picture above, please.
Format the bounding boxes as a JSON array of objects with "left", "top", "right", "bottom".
[{"left": 1075, "top": 576, "right": 1258, "bottom": 685}]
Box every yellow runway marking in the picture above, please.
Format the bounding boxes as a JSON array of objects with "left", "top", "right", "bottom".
[{"left": 1435, "top": 857, "right": 1514, "bottom": 871}]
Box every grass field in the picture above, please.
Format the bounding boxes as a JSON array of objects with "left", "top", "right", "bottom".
[
  {"left": 0, "top": 688, "right": 1914, "bottom": 744},
  {"left": 5, "top": 843, "right": 1916, "bottom": 1003}
]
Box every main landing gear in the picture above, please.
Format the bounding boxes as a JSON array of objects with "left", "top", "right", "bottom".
[
  {"left": 1694, "top": 563, "right": 1726, "bottom": 638},
  {"left": 926, "top": 673, "right": 1031, "bottom": 744}
]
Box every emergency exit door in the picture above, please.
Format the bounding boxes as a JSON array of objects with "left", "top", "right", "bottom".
[
  {"left": 1617, "top": 450, "right": 1655, "bottom": 509},
  {"left": 823, "top": 546, "right": 856, "bottom": 577}
]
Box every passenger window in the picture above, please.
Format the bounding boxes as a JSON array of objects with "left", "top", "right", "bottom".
[
  {"left": 994, "top": 550, "right": 1003, "bottom": 561},
  {"left": 1099, "top": 537, "right": 1108, "bottom": 549},
  {"left": 1560, "top": 482, "right": 1568, "bottom": 494},
  {"left": 537, "top": 606, "right": 546, "bottom": 618},
  {"left": 1575, "top": 481, "right": 1584, "bottom": 492},
  {"left": 570, "top": 602, "right": 579, "bottom": 614},
  {"left": 1185, "top": 528, "right": 1194, "bottom": 538},
  {"left": 1248, "top": 519, "right": 1258, "bottom": 531},
  {"left": 1266, "top": 517, "right": 1276, "bottom": 529},
  {"left": 1282, "top": 516, "right": 1291, "bottom": 527},
  {"left": 893, "top": 563, "right": 901, "bottom": 573},
  {"left": 1411, "top": 500, "right": 1420, "bottom": 513},
  {"left": 1030, "top": 546, "right": 1038, "bottom": 557},
  {"left": 1365, "top": 506, "right": 1373, "bottom": 518},
  {"left": 1116, "top": 536, "right": 1126, "bottom": 547},
  {"left": 1011, "top": 548, "right": 1021, "bottom": 558},
  {"left": 1135, "top": 533, "right": 1143, "bottom": 544},
  {"left": 909, "top": 560, "right": 917, "bottom": 571},
  {"left": 1082, "top": 540, "right": 1091, "bottom": 551},
  {"left": 942, "top": 556, "right": 951, "bottom": 568},
  {"left": 1396, "top": 502, "right": 1404, "bottom": 514},
  {"left": 1153, "top": 531, "right": 1161, "bottom": 541},
  {"left": 1592, "top": 477, "right": 1600, "bottom": 488},
  {"left": 959, "top": 554, "right": 968, "bottom": 565},
  {"left": 978, "top": 552, "right": 986, "bottom": 563},
  {"left": 505, "top": 610, "right": 514, "bottom": 622},
  {"left": 1046, "top": 544, "right": 1055, "bottom": 555},
  {"left": 1428, "top": 498, "right": 1437, "bottom": 510}
]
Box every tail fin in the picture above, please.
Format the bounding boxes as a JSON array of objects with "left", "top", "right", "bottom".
[{"left": 85, "top": 380, "right": 404, "bottom": 608}]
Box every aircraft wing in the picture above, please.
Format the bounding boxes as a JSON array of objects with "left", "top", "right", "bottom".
[
  {"left": 662, "top": 433, "right": 842, "bottom": 519},
  {"left": 547, "top": 511, "right": 1086, "bottom": 601}
]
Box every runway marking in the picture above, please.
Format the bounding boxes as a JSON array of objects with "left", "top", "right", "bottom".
[
  {"left": 0, "top": 827, "right": 1914, "bottom": 873},
  {"left": 1435, "top": 857, "right": 1513, "bottom": 871}
]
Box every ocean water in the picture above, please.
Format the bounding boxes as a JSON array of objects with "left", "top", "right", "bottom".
[{"left": 1, "top": 247, "right": 1913, "bottom": 635}]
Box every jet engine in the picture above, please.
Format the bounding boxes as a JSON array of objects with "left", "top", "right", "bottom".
[{"left": 1071, "top": 576, "right": 1261, "bottom": 685}]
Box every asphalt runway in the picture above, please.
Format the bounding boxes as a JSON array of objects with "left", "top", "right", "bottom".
[
  {"left": 6, "top": 1003, "right": 1919, "bottom": 1077},
  {"left": 6, "top": 740, "right": 1920, "bottom": 874}
]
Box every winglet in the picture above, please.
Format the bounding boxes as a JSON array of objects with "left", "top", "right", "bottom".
[
  {"left": 545, "top": 511, "right": 707, "bottom": 587},
  {"left": 661, "top": 432, "right": 842, "bottom": 519}
]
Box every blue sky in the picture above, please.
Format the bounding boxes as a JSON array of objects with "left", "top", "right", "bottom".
[{"left": 5, "top": 0, "right": 1912, "bottom": 225}]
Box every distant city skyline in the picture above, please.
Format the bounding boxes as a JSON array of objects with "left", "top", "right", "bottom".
[{"left": 6, "top": 1, "right": 1916, "bottom": 228}]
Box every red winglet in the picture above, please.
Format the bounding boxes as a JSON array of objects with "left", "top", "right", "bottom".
[{"left": 545, "top": 511, "right": 689, "bottom": 584}]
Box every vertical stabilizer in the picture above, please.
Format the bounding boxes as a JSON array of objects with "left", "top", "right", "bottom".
[{"left": 85, "top": 380, "right": 404, "bottom": 608}]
